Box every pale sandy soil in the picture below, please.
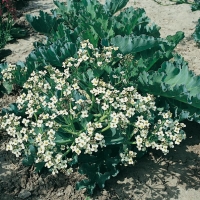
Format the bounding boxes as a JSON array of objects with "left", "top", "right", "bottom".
[{"left": 0, "top": 1, "right": 200, "bottom": 200}]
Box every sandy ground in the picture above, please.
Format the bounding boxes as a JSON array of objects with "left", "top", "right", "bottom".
[{"left": 0, "top": 0, "right": 200, "bottom": 199}]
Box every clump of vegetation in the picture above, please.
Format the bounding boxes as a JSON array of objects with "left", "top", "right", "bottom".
[
  {"left": 0, "top": 0, "right": 28, "bottom": 61},
  {"left": 0, "top": 0, "right": 200, "bottom": 195},
  {"left": 193, "top": 18, "right": 200, "bottom": 44},
  {"left": 0, "top": 0, "right": 17, "bottom": 49}
]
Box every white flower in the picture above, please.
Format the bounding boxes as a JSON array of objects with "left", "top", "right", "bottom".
[
  {"left": 81, "top": 110, "right": 88, "bottom": 118},
  {"left": 110, "top": 122, "right": 117, "bottom": 128},
  {"left": 91, "top": 78, "right": 99, "bottom": 86},
  {"left": 55, "top": 84, "right": 62, "bottom": 90},
  {"left": 163, "top": 113, "right": 169, "bottom": 119},
  {"left": 97, "top": 61, "right": 102, "bottom": 66},
  {"left": 102, "top": 103, "right": 109, "bottom": 111},
  {"left": 117, "top": 53, "right": 123, "bottom": 58},
  {"left": 87, "top": 127, "right": 94, "bottom": 135},
  {"left": 95, "top": 123, "right": 102, "bottom": 128},
  {"left": 45, "top": 161, "right": 54, "bottom": 168},
  {"left": 22, "top": 119, "right": 30, "bottom": 127},
  {"left": 45, "top": 121, "right": 54, "bottom": 128},
  {"left": 94, "top": 133, "right": 104, "bottom": 141},
  {"left": 72, "top": 83, "right": 79, "bottom": 90},
  {"left": 174, "top": 127, "right": 180, "bottom": 133},
  {"left": 71, "top": 145, "right": 81, "bottom": 155},
  {"left": 111, "top": 116, "right": 119, "bottom": 124}
]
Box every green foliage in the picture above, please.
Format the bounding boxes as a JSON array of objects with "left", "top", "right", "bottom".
[
  {"left": 104, "top": 0, "right": 129, "bottom": 15},
  {"left": 25, "top": 0, "right": 182, "bottom": 73},
  {"left": 0, "top": 0, "right": 28, "bottom": 58},
  {"left": 138, "top": 54, "right": 200, "bottom": 122},
  {"left": 26, "top": 11, "right": 59, "bottom": 35},
  {"left": 1, "top": 0, "right": 200, "bottom": 195},
  {"left": 0, "top": 43, "right": 187, "bottom": 195},
  {"left": 0, "top": 63, "right": 13, "bottom": 96},
  {"left": 191, "top": 0, "right": 200, "bottom": 11},
  {"left": 193, "top": 18, "right": 200, "bottom": 44}
]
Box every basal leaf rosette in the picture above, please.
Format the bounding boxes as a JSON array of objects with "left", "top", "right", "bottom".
[{"left": 0, "top": 40, "right": 186, "bottom": 188}]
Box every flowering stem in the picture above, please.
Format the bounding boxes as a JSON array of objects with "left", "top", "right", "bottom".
[
  {"left": 62, "top": 127, "right": 79, "bottom": 136},
  {"left": 93, "top": 114, "right": 101, "bottom": 117},
  {"left": 128, "top": 141, "right": 136, "bottom": 145},
  {"left": 34, "top": 113, "right": 38, "bottom": 121},
  {"left": 89, "top": 94, "right": 95, "bottom": 110},
  {"left": 100, "top": 125, "right": 110, "bottom": 133},
  {"left": 99, "top": 114, "right": 108, "bottom": 122}
]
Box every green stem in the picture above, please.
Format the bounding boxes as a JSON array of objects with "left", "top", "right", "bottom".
[
  {"left": 99, "top": 114, "right": 108, "bottom": 122},
  {"left": 93, "top": 114, "right": 101, "bottom": 117},
  {"left": 62, "top": 127, "right": 79, "bottom": 136},
  {"left": 34, "top": 113, "right": 38, "bottom": 121},
  {"left": 128, "top": 141, "right": 136, "bottom": 145},
  {"left": 100, "top": 125, "right": 110, "bottom": 133},
  {"left": 88, "top": 94, "right": 95, "bottom": 110}
]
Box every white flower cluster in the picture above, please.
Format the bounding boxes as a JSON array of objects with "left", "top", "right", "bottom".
[
  {"left": 71, "top": 131, "right": 105, "bottom": 155},
  {"left": 134, "top": 112, "right": 186, "bottom": 155},
  {"left": 0, "top": 40, "right": 186, "bottom": 174},
  {"left": 1, "top": 64, "right": 17, "bottom": 81},
  {"left": 89, "top": 77, "right": 186, "bottom": 158},
  {"left": 120, "top": 150, "right": 137, "bottom": 166},
  {"left": 1, "top": 64, "right": 27, "bottom": 82}
]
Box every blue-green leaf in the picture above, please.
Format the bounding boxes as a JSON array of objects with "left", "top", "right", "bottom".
[{"left": 104, "top": 0, "right": 129, "bottom": 15}]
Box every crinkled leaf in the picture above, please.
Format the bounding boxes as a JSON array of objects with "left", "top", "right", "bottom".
[
  {"left": 104, "top": 0, "right": 129, "bottom": 15},
  {"left": 113, "top": 7, "right": 145, "bottom": 36},
  {"left": 138, "top": 55, "right": 200, "bottom": 121},
  {"left": 28, "top": 41, "right": 77, "bottom": 67},
  {"left": 2, "top": 82, "right": 13, "bottom": 94},
  {"left": 96, "top": 172, "right": 110, "bottom": 189},
  {"left": 191, "top": 0, "right": 200, "bottom": 11},
  {"left": 193, "top": 18, "right": 200, "bottom": 44},
  {"left": 111, "top": 34, "right": 162, "bottom": 54},
  {"left": 26, "top": 11, "right": 58, "bottom": 34}
]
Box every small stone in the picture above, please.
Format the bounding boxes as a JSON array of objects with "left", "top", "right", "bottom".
[
  {"left": 56, "top": 192, "right": 64, "bottom": 197},
  {"left": 64, "top": 185, "right": 74, "bottom": 197},
  {"left": 18, "top": 189, "right": 31, "bottom": 199},
  {"left": 102, "top": 190, "right": 108, "bottom": 196}
]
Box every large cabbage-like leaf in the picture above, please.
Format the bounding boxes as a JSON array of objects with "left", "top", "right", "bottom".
[
  {"left": 104, "top": 0, "right": 129, "bottom": 15},
  {"left": 138, "top": 31, "right": 184, "bottom": 71},
  {"left": 193, "top": 18, "right": 200, "bottom": 44},
  {"left": 110, "top": 33, "right": 183, "bottom": 55},
  {"left": 26, "top": 11, "right": 58, "bottom": 35},
  {"left": 138, "top": 55, "right": 200, "bottom": 120},
  {"left": 113, "top": 7, "right": 145, "bottom": 36},
  {"left": 27, "top": 41, "right": 77, "bottom": 67},
  {"left": 110, "top": 35, "right": 161, "bottom": 54}
]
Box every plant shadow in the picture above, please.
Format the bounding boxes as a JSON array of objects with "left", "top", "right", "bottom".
[{"left": 95, "top": 121, "right": 200, "bottom": 200}]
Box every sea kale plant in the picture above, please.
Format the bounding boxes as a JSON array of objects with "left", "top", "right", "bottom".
[
  {"left": 193, "top": 18, "right": 200, "bottom": 44},
  {"left": 0, "top": 0, "right": 200, "bottom": 194}
]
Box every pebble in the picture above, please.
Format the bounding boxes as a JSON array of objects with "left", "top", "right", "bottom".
[{"left": 64, "top": 185, "right": 74, "bottom": 197}]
